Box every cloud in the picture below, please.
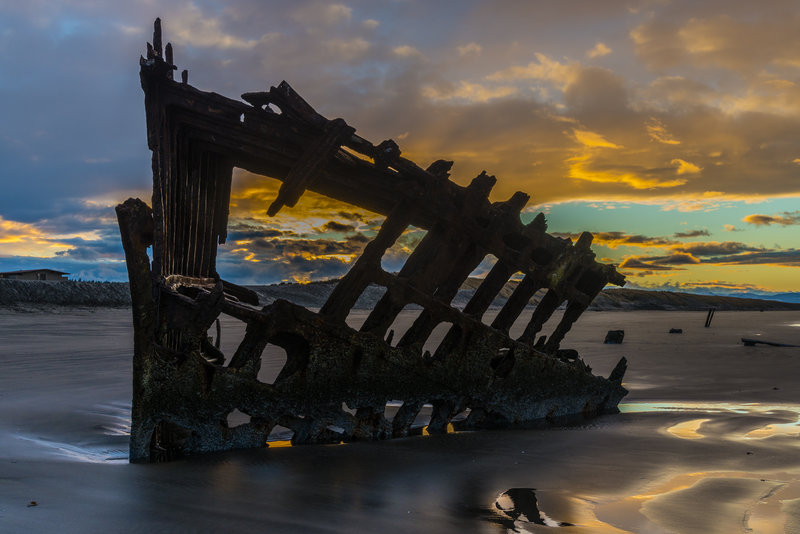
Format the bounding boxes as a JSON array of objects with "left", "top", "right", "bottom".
[
  {"left": 618, "top": 243, "right": 799, "bottom": 270},
  {"left": 554, "top": 231, "right": 676, "bottom": 248},
  {"left": 487, "top": 53, "right": 580, "bottom": 89},
  {"left": 674, "top": 241, "right": 760, "bottom": 256},
  {"left": 321, "top": 221, "right": 357, "bottom": 233},
  {"left": 4, "top": 0, "right": 800, "bottom": 289},
  {"left": 587, "top": 42, "right": 612, "bottom": 58},
  {"left": 619, "top": 257, "right": 681, "bottom": 271},
  {"left": 291, "top": 2, "right": 352, "bottom": 27},
  {"left": 673, "top": 229, "right": 710, "bottom": 238},
  {"left": 567, "top": 154, "right": 689, "bottom": 190},
  {"left": 572, "top": 129, "right": 622, "bottom": 148},
  {"left": 654, "top": 252, "right": 701, "bottom": 265},
  {"left": 743, "top": 211, "right": 800, "bottom": 226},
  {"left": 0, "top": 216, "right": 72, "bottom": 257},
  {"left": 701, "top": 249, "right": 800, "bottom": 266},
  {"left": 393, "top": 45, "right": 422, "bottom": 58},
  {"left": 631, "top": 12, "right": 800, "bottom": 74},
  {"left": 457, "top": 42, "right": 482, "bottom": 57},
  {"left": 169, "top": 3, "right": 275, "bottom": 49},
  {"left": 646, "top": 118, "right": 681, "bottom": 145},
  {"left": 671, "top": 158, "right": 702, "bottom": 175},
  {"left": 324, "top": 37, "right": 370, "bottom": 59},
  {"left": 422, "top": 81, "right": 518, "bottom": 103}
]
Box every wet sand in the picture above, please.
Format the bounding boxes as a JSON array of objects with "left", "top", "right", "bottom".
[{"left": 2, "top": 308, "right": 800, "bottom": 532}]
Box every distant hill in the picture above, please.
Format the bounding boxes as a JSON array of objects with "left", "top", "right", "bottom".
[
  {"left": 590, "top": 288, "right": 800, "bottom": 311},
  {"left": 689, "top": 291, "right": 800, "bottom": 305},
  {"left": 250, "top": 279, "right": 800, "bottom": 312},
  {"left": 2, "top": 278, "right": 799, "bottom": 312}
]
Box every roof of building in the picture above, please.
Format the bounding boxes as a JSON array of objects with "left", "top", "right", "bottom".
[{"left": 0, "top": 269, "right": 69, "bottom": 275}]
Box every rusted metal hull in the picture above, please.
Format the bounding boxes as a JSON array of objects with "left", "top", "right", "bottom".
[{"left": 119, "top": 20, "right": 627, "bottom": 463}]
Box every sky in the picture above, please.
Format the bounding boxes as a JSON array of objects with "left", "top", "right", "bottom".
[{"left": 1, "top": 0, "right": 799, "bottom": 293}]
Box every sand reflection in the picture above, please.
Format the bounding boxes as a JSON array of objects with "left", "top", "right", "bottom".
[
  {"left": 593, "top": 471, "right": 800, "bottom": 534},
  {"left": 622, "top": 401, "right": 800, "bottom": 442},
  {"left": 666, "top": 418, "right": 709, "bottom": 439}
]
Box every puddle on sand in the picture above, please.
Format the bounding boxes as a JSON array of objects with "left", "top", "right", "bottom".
[
  {"left": 479, "top": 475, "right": 800, "bottom": 533},
  {"left": 594, "top": 471, "right": 800, "bottom": 534},
  {"left": 476, "top": 489, "right": 637, "bottom": 533},
  {"left": 486, "top": 488, "right": 573, "bottom": 531},
  {"left": 666, "top": 418, "right": 710, "bottom": 439},
  {"left": 620, "top": 401, "right": 800, "bottom": 441},
  {"left": 745, "top": 421, "right": 800, "bottom": 439}
]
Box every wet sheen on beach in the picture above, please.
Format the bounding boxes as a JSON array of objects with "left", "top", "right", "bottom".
[{"left": 2, "top": 308, "right": 800, "bottom": 532}]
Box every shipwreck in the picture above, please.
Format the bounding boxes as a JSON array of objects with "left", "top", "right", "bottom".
[{"left": 118, "top": 20, "right": 628, "bottom": 463}]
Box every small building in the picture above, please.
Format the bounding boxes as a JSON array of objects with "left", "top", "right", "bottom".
[{"left": 0, "top": 269, "right": 69, "bottom": 281}]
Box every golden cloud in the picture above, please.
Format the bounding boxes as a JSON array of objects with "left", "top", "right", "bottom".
[
  {"left": 671, "top": 158, "right": 702, "bottom": 175},
  {"left": 422, "top": 81, "right": 518, "bottom": 103},
  {"left": 568, "top": 153, "right": 688, "bottom": 189},
  {"left": 0, "top": 216, "right": 74, "bottom": 257},
  {"left": 572, "top": 129, "right": 622, "bottom": 148},
  {"left": 646, "top": 118, "right": 681, "bottom": 145},
  {"left": 487, "top": 53, "right": 580, "bottom": 89},
  {"left": 587, "top": 42, "right": 612, "bottom": 59}
]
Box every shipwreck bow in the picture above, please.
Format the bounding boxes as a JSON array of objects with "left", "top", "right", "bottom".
[{"left": 118, "top": 19, "right": 627, "bottom": 463}]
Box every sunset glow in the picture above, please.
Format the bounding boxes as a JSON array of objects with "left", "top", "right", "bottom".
[{"left": 0, "top": 1, "right": 798, "bottom": 294}]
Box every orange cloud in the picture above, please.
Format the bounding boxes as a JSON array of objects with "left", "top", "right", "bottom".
[{"left": 0, "top": 216, "right": 74, "bottom": 257}]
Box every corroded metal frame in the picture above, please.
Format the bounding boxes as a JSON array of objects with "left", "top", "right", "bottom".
[{"left": 118, "top": 20, "right": 627, "bottom": 463}]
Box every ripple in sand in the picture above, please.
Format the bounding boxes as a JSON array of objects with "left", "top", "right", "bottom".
[
  {"left": 87, "top": 401, "right": 132, "bottom": 436},
  {"left": 15, "top": 435, "right": 128, "bottom": 463}
]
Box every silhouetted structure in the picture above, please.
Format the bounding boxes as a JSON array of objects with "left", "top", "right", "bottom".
[
  {"left": 604, "top": 330, "right": 625, "bottom": 344},
  {"left": 0, "top": 269, "right": 68, "bottom": 280},
  {"left": 118, "top": 19, "right": 628, "bottom": 463},
  {"left": 705, "top": 308, "right": 716, "bottom": 327}
]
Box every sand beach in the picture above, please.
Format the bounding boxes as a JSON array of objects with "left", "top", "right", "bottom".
[{"left": 2, "top": 308, "right": 800, "bottom": 533}]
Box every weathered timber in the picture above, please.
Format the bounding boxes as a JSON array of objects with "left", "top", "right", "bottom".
[
  {"left": 705, "top": 307, "right": 716, "bottom": 328},
  {"left": 742, "top": 338, "right": 800, "bottom": 348},
  {"left": 120, "top": 19, "right": 628, "bottom": 463}
]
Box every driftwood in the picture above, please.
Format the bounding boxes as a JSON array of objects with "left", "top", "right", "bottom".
[
  {"left": 742, "top": 338, "right": 800, "bottom": 347},
  {"left": 118, "top": 19, "right": 628, "bottom": 463},
  {"left": 705, "top": 308, "right": 716, "bottom": 327}
]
